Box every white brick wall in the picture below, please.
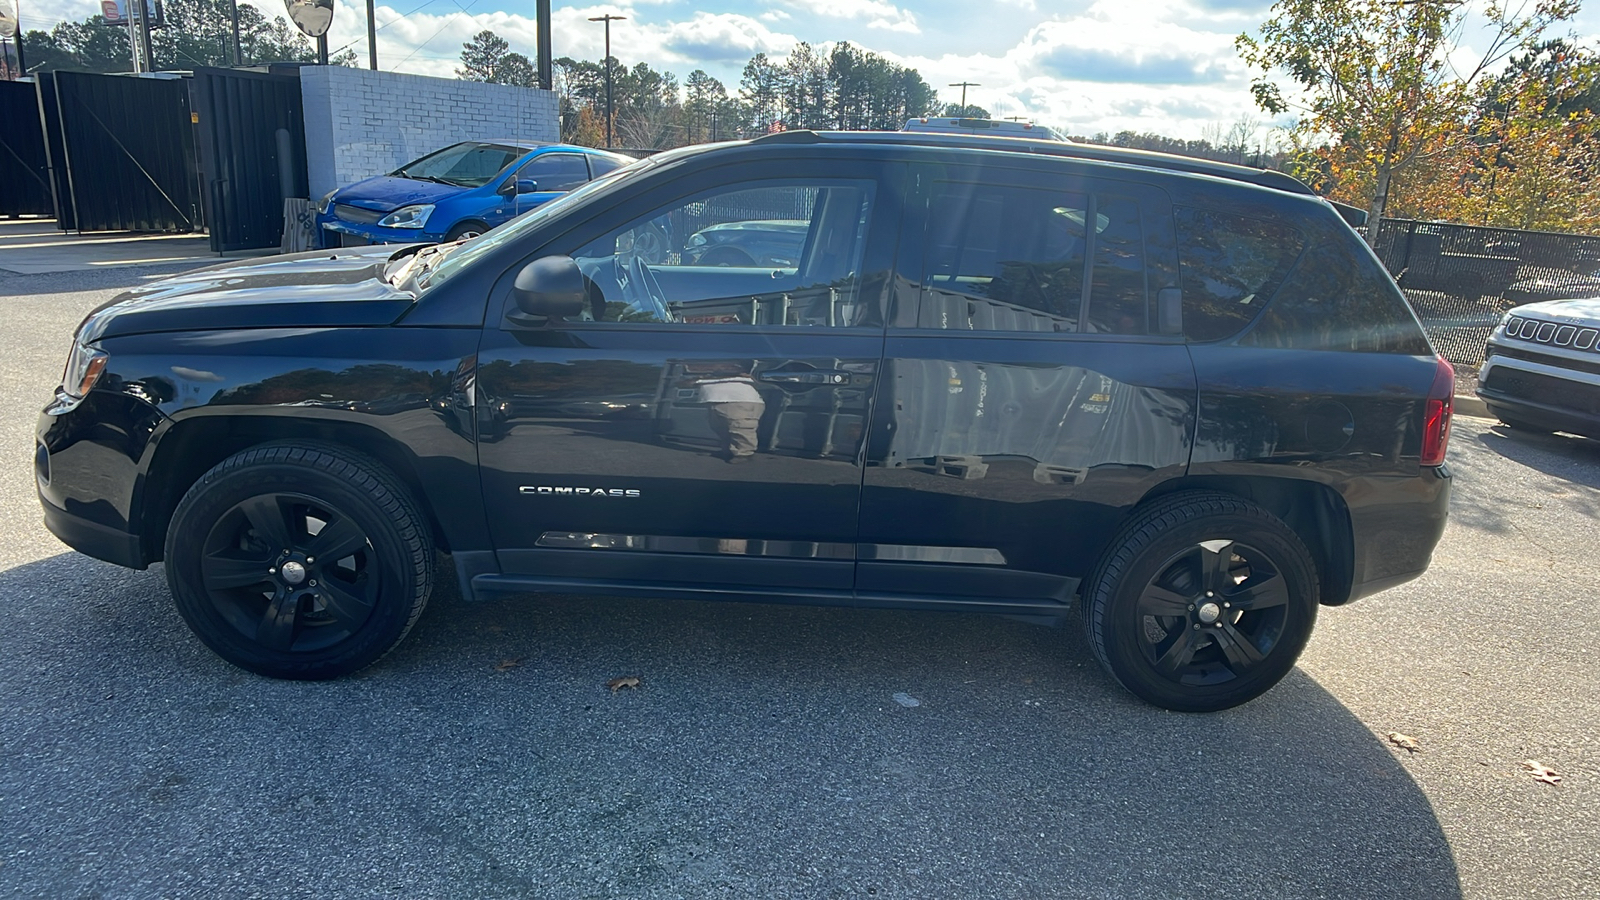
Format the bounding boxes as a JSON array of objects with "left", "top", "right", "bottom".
[{"left": 300, "top": 66, "right": 559, "bottom": 199}]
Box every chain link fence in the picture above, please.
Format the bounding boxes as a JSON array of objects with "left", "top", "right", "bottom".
[{"left": 1372, "top": 219, "right": 1600, "bottom": 367}]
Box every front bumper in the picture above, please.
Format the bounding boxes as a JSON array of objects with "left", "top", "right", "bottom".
[
  {"left": 316, "top": 215, "right": 444, "bottom": 249},
  {"left": 1477, "top": 343, "right": 1600, "bottom": 438},
  {"left": 40, "top": 492, "right": 145, "bottom": 569}
]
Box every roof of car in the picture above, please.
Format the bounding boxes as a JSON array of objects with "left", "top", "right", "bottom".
[{"left": 749, "top": 130, "right": 1367, "bottom": 226}]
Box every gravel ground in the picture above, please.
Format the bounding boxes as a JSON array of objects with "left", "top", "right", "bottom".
[{"left": 0, "top": 264, "right": 1595, "bottom": 899}]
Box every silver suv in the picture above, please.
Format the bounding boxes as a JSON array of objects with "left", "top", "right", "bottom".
[{"left": 1478, "top": 298, "right": 1600, "bottom": 437}]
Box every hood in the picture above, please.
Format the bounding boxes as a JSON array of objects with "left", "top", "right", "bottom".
[
  {"left": 333, "top": 175, "right": 470, "bottom": 212},
  {"left": 1510, "top": 297, "right": 1600, "bottom": 325},
  {"left": 79, "top": 246, "right": 419, "bottom": 342}
]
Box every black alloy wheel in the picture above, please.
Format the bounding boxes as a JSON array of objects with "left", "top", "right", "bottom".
[
  {"left": 1084, "top": 492, "right": 1318, "bottom": 712},
  {"left": 166, "top": 443, "right": 433, "bottom": 679}
]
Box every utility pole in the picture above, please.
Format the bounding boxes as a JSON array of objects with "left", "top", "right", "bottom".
[
  {"left": 366, "top": 0, "right": 376, "bottom": 68},
  {"left": 949, "top": 80, "right": 979, "bottom": 113},
  {"left": 588, "top": 14, "right": 625, "bottom": 149},
  {"left": 535, "top": 0, "right": 551, "bottom": 90},
  {"left": 136, "top": 0, "right": 154, "bottom": 72},
  {"left": 230, "top": 0, "right": 241, "bottom": 65}
]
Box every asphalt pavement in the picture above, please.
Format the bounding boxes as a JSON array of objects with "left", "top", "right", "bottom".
[{"left": 0, "top": 262, "right": 1595, "bottom": 899}]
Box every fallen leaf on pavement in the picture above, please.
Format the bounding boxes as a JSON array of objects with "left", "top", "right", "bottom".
[
  {"left": 607, "top": 675, "right": 642, "bottom": 693},
  {"left": 1387, "top": 732, "right": 1421, "bottom": 754},
  {"left": 1522, "top": 760, "right": 1561, "bottom": 785},
  {"left": 493, "top": 659, "right": 522, "bottom": 672}
]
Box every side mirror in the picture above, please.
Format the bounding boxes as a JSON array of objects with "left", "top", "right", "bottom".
[
  {"left": 515, "top": 179, "right": 539, "bottom": 195},
  {"left": 510, "top": 255, "right": 586, "bottom": 322}
]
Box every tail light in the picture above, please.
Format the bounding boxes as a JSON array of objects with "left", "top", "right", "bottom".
[{"left": 1421, "top": 356, "right": 1454, "bottom": 466}]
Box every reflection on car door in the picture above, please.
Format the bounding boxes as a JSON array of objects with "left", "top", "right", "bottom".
[
  {"left": 476, "top": 159, "right": 903, "bottom": 597},
  {"left": 856, "top": 161, "right": 1197, "bottom": 611}
]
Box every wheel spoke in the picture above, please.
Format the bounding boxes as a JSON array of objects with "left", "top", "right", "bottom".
[
  {"left": 256, "top": 588, "right": 299, "bottom": 652},
  {"left": 239, "top": 495, "right": 294, "bottom": 552},
  {"left": 1153, "top": 627, "right": 1202, "bottom": 675},
  {"left": 318, "top": 577, "right": 374, "bottom": 627},
  {"left": 1139, "top": 584, "right": 1193, "bottom": 617},
  {"left": 1213, "top": 621, "right": 1266, "bottom": 673},
  {"left": 305, "top": 515, "right": 368, "bottom": 563},
  {"left": 201, "top": 552, "right": 272, "bottom": 591},
  {"left": 1199, "top": 540, "right": 1236, "bottom": 594},
  {"left": 1227, "top": 572, "right": 1289, "bottom": 611}
]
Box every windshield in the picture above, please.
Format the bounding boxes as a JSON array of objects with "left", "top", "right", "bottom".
[
  {"left": 417, "top": 158, "right": 657, "bottom": 294},
  {"left": 394, "top": 142, "right": 526, "bottom": 188}
]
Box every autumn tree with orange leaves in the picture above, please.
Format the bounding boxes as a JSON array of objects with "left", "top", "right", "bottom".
[{"left": 1238, "top": 0, "right": 1577, "bottom": 244}]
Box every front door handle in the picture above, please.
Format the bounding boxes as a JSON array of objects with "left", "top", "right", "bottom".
[{"left": 759, "top": 370, "right": 851, "bottom": 385}]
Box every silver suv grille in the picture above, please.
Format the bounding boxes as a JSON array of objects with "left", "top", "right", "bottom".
[{"left": 1503, "top": 316, "right": 1600, "bottom": 352}]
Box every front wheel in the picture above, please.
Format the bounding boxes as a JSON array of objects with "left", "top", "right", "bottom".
[
  {"left": 1083, "top": 492, "right": 1318, "bottom": 712},
  {"left": 164, "top": 443, "right": 434, "bottom": 680}
]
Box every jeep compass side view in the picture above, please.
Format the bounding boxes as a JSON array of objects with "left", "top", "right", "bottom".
[{"left": 37, "top": 132, "right": 1453, "bottom": 712}]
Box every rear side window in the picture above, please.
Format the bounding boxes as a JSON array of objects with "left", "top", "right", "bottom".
[
  {"left": 1175, "top": 206, "right": 1305, "bottom": 342},
  {"left": 1243, "top": 233, "right": 1432, "bottom": 354},
  {"left": 920, "top": 182, "right": 1150, "bottom": 334}
]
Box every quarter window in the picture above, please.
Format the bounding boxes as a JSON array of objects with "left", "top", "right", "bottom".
[
  {"left": 1175, "top": 206, "right": 1306, "bottom": 342},
  {"left": 919, "top": 182, "right": 1150, "bottom": 334}
]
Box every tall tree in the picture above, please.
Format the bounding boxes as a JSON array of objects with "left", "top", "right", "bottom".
[
  {"left": 457, "top": 30, "right": 510, "bottom": 82},
  {"left": 1237, "top": 0, "right": 1577, "bottom": 244},
  {"left": 740, "top": 53, "right": 782, "bottom": 133}
]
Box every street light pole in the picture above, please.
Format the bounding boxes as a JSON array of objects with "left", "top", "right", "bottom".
[
  {"left": 366, "top": 0, "right": 377, "bottom": 69},
  {"left": 588, "top": 13, "right": 625, "bottom": 149},
  {"left": 949, "top": 80, "right": 979, "bottom": 113}
]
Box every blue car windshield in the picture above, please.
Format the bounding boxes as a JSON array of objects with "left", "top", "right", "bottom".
[
  {"left": 415, "top": 158, "right": 656, "bottom": 294},
  {"left": 395, "top": 142, "right": 525, "bottom": 188}
]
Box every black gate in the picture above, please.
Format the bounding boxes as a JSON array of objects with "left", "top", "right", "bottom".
[
  {"left": 191, "top": 67, "right": 308, "bottom": 252},
  {"left": 49, "top": 71, "right": 200, "bottom": 233},
  {"left": 0, "top": 80, "right": 54, "bottom": 218}
]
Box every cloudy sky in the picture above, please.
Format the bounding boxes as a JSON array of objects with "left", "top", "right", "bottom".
[{"left": 17, "top": 0, "right": 1600, "bottom": 139}]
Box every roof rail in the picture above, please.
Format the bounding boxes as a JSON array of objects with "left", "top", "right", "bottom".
[{"left": 748, "top": 130, "right": 1366, "bottom": 226}]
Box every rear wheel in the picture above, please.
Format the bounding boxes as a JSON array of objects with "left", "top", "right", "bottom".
[
  {"left": 1083, "top": 492, "right": 1318, "bottom": 712},
  {"left": 164, "top": 443, "right": 433, "bottom": 680}
]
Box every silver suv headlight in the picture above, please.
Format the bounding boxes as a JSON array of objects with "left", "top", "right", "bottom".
[{"left": 378, "top": 204, "right": 435, "bottom": 229}]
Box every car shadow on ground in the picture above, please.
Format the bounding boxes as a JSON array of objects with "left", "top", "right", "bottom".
[
  {"left": 0, "top": 552, "right": 1463, "bottom": 899},
  {"left": 1474, "top": 424, "right": 1600, "bottom": 488}
]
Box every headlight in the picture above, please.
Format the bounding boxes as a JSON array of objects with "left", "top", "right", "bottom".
[
  {"left": 378, "top": 204, "right": 435, "bottom": 229},
  {"left": 315, "top": 190, "right": 337, "bottom": 215},
  {"left": 57, "top": 341, "right": 108, "bottom": 409}
]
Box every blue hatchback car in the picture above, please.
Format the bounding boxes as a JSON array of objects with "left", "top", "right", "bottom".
[{"left": 315, "top": 141, "right": 635, "bottom": 248}]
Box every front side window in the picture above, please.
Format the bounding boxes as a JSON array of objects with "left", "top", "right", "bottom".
[
  {"left": 567, "top": 179, "right": 877, "bottom": 327},
  {"left": 395, "top": 142, "right": 524, "bottom": 188},
  {"left": 514, "top": 153, "right": 591, "bottom": 193},
  {"left": 919, "top": 181, "right": 1150, "bottom": 334}
]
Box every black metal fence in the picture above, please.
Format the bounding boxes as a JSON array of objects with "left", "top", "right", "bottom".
[
  {"left": 48, "top": 71, "right": 200, "bottom": 233},
  {"left": 0, "top": 81, "right": 54, "bottom": 218},
  {"left": 1373, "top": 218, "right": 1600, "bottom": 367},
  {"left": 190, "top": 67, "right": 308, "bottom": 252}
]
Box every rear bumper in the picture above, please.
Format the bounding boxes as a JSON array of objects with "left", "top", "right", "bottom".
[{"left": 1341, "top": 463, "right": 1451, "bottom": 605}]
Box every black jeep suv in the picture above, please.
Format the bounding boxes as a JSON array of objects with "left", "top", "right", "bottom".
[{"left": 37, "top": 132, "right": 1454, "bottom": 711}]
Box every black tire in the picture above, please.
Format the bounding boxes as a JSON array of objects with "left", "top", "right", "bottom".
[
  {"left": 1083, "top": 491, "right": 1318, "bottom": 712},
  {"left": 444, "top": 221, "right": 487, "bottom": 242},
  {"left": 1496, "top": 413, "right": 1552, "bottom": 434},
  {"left": 164, "top": 442, "right": 434, "bottom": 680}
]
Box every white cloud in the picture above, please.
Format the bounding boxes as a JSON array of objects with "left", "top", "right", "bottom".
[{"left": 777, "top": 0, "right": 918, "bottom": 35}]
